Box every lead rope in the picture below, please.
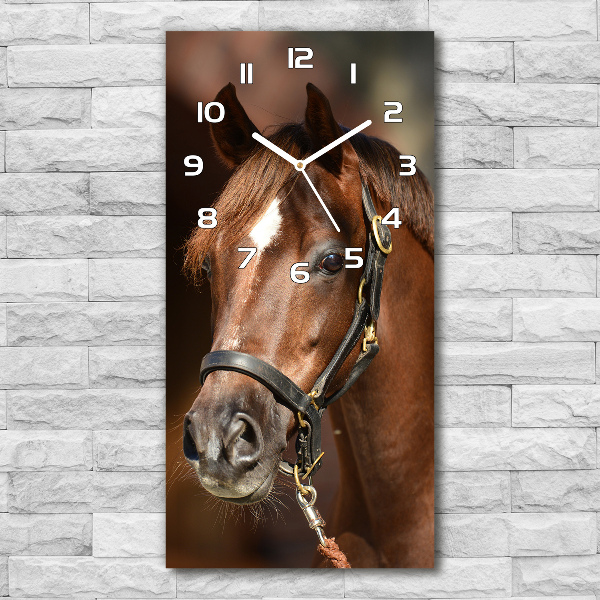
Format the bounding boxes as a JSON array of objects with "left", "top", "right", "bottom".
[{"left": 294, "top": 465, "right": 351, "bottom": 568}]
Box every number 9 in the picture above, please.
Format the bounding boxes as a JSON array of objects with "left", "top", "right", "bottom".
[{"left": 184, "top": 155, "right": 203, "bottom": 176}]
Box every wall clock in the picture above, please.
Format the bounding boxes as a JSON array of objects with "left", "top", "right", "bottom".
[{"left": 166, "top": 31, "right": 434, "bottom": 568}]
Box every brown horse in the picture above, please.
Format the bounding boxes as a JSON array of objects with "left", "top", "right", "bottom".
[{"left": 183, "top": 83, "right": 434, "bottom": 567}]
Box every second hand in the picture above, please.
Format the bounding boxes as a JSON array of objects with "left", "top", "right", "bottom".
[{"left": 300, "top": 169, "right": 340, "bottom": 233}]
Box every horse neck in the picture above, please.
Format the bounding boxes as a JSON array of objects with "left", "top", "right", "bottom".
[{"left": 327, "top": 225, "right": 434, "bottom": 566}]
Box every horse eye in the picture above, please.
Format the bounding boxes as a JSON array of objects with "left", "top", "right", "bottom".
[
  {"left": 319, "top": 253, "right": 344, "bottom": 273},
  {"left": 201, "top": 257, "right": 211, "bottom": 278}
]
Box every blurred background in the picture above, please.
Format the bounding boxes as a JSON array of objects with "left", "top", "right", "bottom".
[{"left": 166, "top": 31, "right": 433, "bottom": 568}]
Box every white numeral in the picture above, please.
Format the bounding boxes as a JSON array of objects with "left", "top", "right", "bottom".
[
  {"left": 382, "top": 207, "right": 402, "bottom": 229},
  {"left": 288, "top": 47, "right": 314, "bottom": 69},
  {"left": 238, "top": 247, "right": 257, "bottom": 269},
  {"left": 197, "top": 101, "right": 225, "bottom": 123},
  {"left": 399, "top": 155, "right": 416, "bottom": 176},
  {"left": 291, "top": 262, "right": 310, "bottom": 284},
  {"left": 197, "top": 208, "right": 217, "bottom": 229},
  {"left": 185, "top": 155, "right": 203, "bottom": 176},
  {"left": 345, "top": 247, "right": 363, "bottom": 269},
  {"left": 384, "top": 101, "right": 403, "bottom": 123}
]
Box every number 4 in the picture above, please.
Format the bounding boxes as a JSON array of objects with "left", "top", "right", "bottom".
[{"left": 382, "top": 208, "right": 402, "bottom": 229}]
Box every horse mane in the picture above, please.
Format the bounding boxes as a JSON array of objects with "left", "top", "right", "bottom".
[{"left": 184, "top": 124, "right": 433, "bottom": 283}]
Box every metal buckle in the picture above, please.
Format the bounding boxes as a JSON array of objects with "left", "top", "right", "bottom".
[
  {"left": 362, "top": 320, "right": 378, "bottom": 352},
  {"left": 372, "top": 215, "right": 392, "bottom": 255}
]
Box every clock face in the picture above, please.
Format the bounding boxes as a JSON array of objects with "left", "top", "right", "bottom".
[{"left": 166, "top": 31, "right": 434, "bottom": 569}]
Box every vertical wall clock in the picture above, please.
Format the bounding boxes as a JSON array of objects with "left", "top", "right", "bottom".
[{"left": 166, "top": 31, "right": 434, "bottom": 568}]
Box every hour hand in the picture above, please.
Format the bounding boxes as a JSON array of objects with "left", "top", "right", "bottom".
[{"left": 252, "top": 132, "right": 299, "bottom": 166}]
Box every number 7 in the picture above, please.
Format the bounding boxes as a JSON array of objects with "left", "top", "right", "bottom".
[{"left": 238, "top": 247, "right": 257, "bottom": 269}]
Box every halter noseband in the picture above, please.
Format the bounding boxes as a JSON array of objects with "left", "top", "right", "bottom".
[{"left": 200, "top": 181, "right": 392, "bottom": 480}]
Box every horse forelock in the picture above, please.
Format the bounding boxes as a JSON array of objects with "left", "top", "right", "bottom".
[{"left": 184, "top": 123, "right": 433, "bottom": 283}]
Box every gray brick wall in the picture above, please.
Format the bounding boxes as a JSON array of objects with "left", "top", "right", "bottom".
[{"left": 0, "top": 0, "right": 598, "bottom": 596}]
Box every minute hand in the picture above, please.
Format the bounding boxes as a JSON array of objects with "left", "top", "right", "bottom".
[{"left": 302, "top": 120, "right": 372, "bottom": 167}]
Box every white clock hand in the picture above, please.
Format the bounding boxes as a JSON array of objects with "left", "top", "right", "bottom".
[
  {"left": 252, "top": 132, "right": 299, "bottom": 167},
  {"left": 302, "top": 120, "right": 372, "bottom": 168},
  {"left": 301, "top": 170, "right": 340, "bottom": 232}
]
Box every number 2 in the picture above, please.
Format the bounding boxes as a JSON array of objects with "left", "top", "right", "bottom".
[{"left": 384, "top": 101, "right": 403, "bottom": 123}]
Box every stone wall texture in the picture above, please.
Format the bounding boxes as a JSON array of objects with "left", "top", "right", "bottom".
[{"left": 0, "top": 0, "right": 599, "bottom": 596}]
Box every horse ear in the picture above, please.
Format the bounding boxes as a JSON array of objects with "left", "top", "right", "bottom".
[
  {"left": 209, "top": 83, "right": 259, "bottom": 168},
  {"left": 304, "top": 83, "right": 347, "bottom": 173}
]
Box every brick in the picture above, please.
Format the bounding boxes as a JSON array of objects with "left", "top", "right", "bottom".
[
  {"left": 0, "top": 217, "right": 5, "bottom": 258},
  {"left": 436, "top": 513, "right": 509, "bottom": 557},
  {"left": 178, "top": 569, "right": 343, "bottom": 598},
  {"left": 89, "top": 346, "right": 165, "bottom": 387},
  {"left": 437, "top": 83, "right": 596, "bottom": 126},
  {"left": 0, "top": 347, "right": 87, "bottom": 389},
  {"left": 8, "top": 45, "right": 164, "bottom": 87},
  {"left": 0, "top": 391, "right": 5, "bottom": 428},
  {"left": 90, "top": 259, "right": 165, "bottom": 301},
  {"left": 436, "top": 126, "right": 513, "bottom": 169},
  {"left": 437, "top": 513, "right": 596, "bottom": 558},
  {"left": 0, "top": 48, "right": 6, "bottom": 88},
  {"left": 258, "top": 1, "right": 428, "bottom": 31},
  {"left": 436, "top": 212, "right": 512, "bottom": 254},
  {"left": 0, "top": 88, "right": 90, "bottom": 129},
  {"left": 513, "top": 385, "right": 600, "bottom": 427},
  {"left": 0, "top": 4, "right": 88, "bottom": 45},
  {"left": 9, "top": 557, "right": 175, "bottom": 598},
  {"left": 9, "top": 471, "right": 164, "bottom": 513},
  {"left": 8, "top": 388, "right": 165, "bottom": 430},
  {"left": 345, "top": 557, "right": 510, "bottom": 597},
  {"left": 435, "top": 298, "right": 512, "bottom": 342},
  {"left": 93, "top": 513, "right": 164, "bottom": 557},
  {"left": 510, "top": 513, "right": 596, "bottom": 556},
  {"left": 516, "top": 42, "right": 600, "bottom": 83},
  {"left": 6, "top": 129, "right": 164, "bottom": 172},
  {"left": 0, "top": 557, "right": 6, "bottom": 596},
  {"left": 0, "top": 430, "right": 92, "bottom": 471},
  {"left": 437, "top": 427, "right": 595, "bottom": 471},
  {"left": 8, "top": 302, "right": 164, "bottom": 346},
  {"left": 0, "top": 259, "right": 87, "bottom": 302},
  {"left": 437, "top": 255, "right": 596, "bottom": 298},
  {"left": 435, "top": 41, "right": 513, "bottom": 83},
  {"left": 0, "top": 514, "right": 91, "bottom": 555},
  {"left": 435, "top": 471, "right": 510, "bottom": 514},
  {"left": 0, "top": 173, "right": 89, "bottom": 214},
  {"left": 92, "top": 87, "right": 163, "bottom": 128},
  {"left": 513, "top": 555, "right": 600, "bottom": 596},
  {"left": 515, "top": 128, "right": 600, "bottom": 169},
  {"left": 435, "top": 385, "right": 511, "bottom": 427},
  {"left": 514, "top": 298, "right": 600, "bottom": 341},
  {"left": 0, "top": 473, "right": 7, "bottom": 512},
  {"left": 515, "top": 212, "right": 600, "bottom": 254},
  {"left": 512, "top": 470, "right": 600, "bottom": 511},
  {"left": 90, "top": 172, "right": 164, "bottom": 215},
  {"left": 430, "top": 0, "right": 597, "bottom": 41},
  {"left": 8, "top": 216, "right": 165, "bottom": 258},
  {"left": 94, "top": 430, "right": 164, "bottom": 471},
  {"left": 92, "top": 2, "right": 259, "bottom": 43},
  {"left": 437, "top": 169, "right": 598, "bottom": 211},
  {"left": 437, "top": 341, "right": 595, "bottom": 384}
]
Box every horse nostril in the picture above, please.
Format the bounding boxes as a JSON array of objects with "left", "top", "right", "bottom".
[
  {"left": 223, "top": 413, "right": 262, "bottom": 468},
  {"left": 183, "top": 414, "right": 200, "bottom": 464}
]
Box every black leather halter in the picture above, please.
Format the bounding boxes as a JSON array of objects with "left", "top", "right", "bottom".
[{"left": 200, "top": 181, "right": 392, "bottom": 479}]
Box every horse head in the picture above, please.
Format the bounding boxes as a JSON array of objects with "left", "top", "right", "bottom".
[{"left": 182, "top": 83, "right": 372, "bottom": 504}]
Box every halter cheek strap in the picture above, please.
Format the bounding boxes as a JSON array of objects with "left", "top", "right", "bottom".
[{"left": 199, "top": 181, "right": 392, "bottom": 478}]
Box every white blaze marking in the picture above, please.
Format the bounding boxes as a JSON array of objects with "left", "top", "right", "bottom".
[
  {"left": 249, "top": 198, "right": 282, "bottom": 254},
  {"left": 220, "top": 198, "right": 282, "bottom": 352}
]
